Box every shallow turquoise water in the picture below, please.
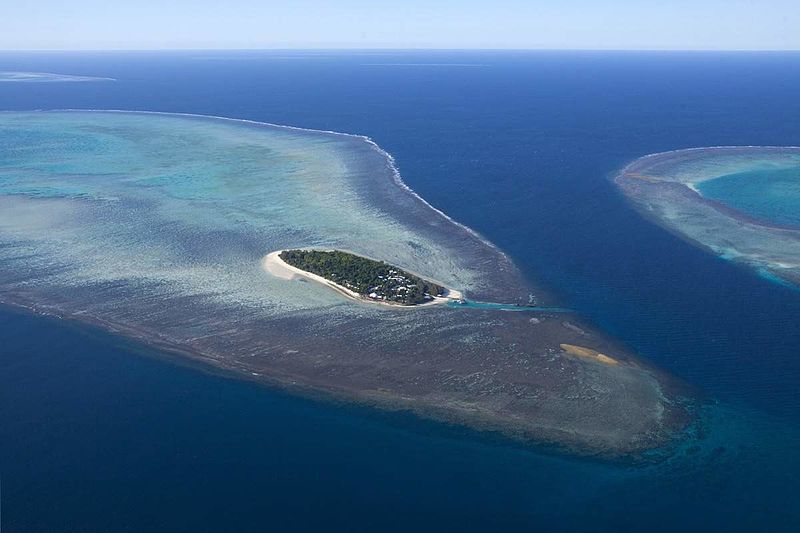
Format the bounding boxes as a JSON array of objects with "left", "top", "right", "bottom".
[
  {"left": 0, "top": 111, "right": 502, "bottom": 314},
  {"left": 698, "top": 165, "right": 800, "bottom": 228}
]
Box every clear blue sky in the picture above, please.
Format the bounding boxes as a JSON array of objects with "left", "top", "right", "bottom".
[{"left": 2, "top": 0, "right": 798, "bottom": 50}]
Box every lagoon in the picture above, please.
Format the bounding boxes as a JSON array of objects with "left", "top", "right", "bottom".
[{"left": 697, "top": 165, "right": 800, "bottom": 229}]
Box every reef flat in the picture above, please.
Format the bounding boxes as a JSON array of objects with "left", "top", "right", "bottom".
[
  {"left": 0, "top": 111, "right": 691, "bottom": 457},
  {"left": 615, "top": 147, "right": 800, "bottom": 287}
]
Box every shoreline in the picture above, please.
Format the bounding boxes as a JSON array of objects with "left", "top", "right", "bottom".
[{"left": 262, "top": 250, "right": 464, "bottom": 308}]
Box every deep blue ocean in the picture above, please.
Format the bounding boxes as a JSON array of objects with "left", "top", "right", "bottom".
[{"left": 2, "top": 50, "right": 800, "bottom": 532}]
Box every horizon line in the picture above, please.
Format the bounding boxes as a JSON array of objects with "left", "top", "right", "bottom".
[{"left": 1, "top": 47, "right": 800, "bottom": 53}]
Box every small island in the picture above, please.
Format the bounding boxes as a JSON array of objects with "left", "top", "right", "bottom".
[{"left": 266, "top": 249, "right": 462, "bottom": 306}]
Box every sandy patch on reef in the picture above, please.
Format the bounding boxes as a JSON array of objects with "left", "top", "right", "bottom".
[{"left": 560, "top": 344, "right": 620, "bottom": 365}]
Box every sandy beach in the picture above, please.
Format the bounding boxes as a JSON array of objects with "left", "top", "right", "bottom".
[{"left": 262, "top": 250, "right": 463, "bottom": 308}]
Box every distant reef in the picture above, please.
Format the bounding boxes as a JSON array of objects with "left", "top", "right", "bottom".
[
  {"left": 0, "top": 71, "right": 115, "bottom": 82},
  {"left": 615, "top": 146, "right": 800, "bottom": 288}
]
